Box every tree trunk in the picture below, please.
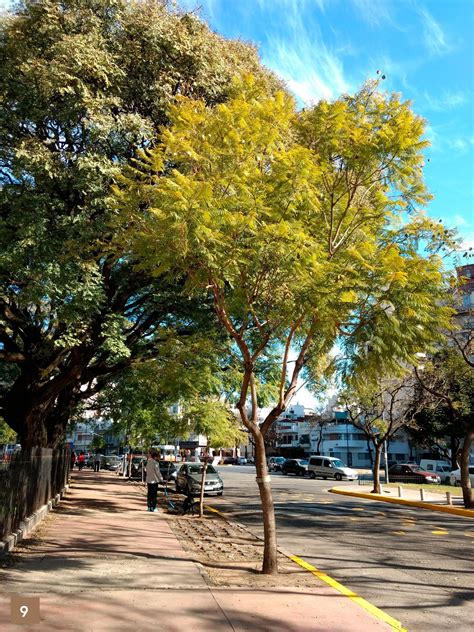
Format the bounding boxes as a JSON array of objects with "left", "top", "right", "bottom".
[
  {"left": 371, "top": 443, "right": 383, "bottom": 494},
  {"left": 254, "top": 429, "right": 278, "bottom": 574},
  {"left": 198, "top": 460, "right": 208, "bottom": 518},
  {"left": 450, "top": 434, "right": 459, "bottom": 470},
  {"left": 2, "top": 364, "right": 82, "bottom": 449},
  {"left": 460, "top": 429, "right": 474, "bottom": 509},
  {"left": 366, "top": 437, "right": 374, "bottom": 467}
]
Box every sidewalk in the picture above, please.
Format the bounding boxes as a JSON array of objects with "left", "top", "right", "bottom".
[
  {"left": 0, "top": 471, "right": 398, "bottom": 632},
  {"left": 331, "top": 484, "right": 474, "bottom": 518}
]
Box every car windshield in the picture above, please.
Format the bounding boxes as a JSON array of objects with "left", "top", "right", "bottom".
[
  {"left": 188, "top": 464, "right": 217, "bottom": 475},
  {"left": 332, "top": 459, "right": 346, "bottom": 468},
  {"left": 296, "top": 460, "right": 308, "bottom": 465}
]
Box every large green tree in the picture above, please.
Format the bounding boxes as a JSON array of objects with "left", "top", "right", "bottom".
[
  {"left": 0, "top": 0, "right": 279, "bottom": 448},
  {"left": 414, "top": 346, "right": 474, "bottom": 508},
  {"left": 114, "top": 77, "right": 452, "bottom": 573}
]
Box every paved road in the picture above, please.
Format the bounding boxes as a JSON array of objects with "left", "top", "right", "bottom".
[{"left": 211, "top": 466, "right": 474, "bottom": 632}]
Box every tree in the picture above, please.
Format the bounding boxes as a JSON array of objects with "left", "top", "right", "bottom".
[
  {"left": 0, "top": 0, "right": 279, "bottom": 448},
  {"left": 114, "top": 77, "right": 452, "bottom": 573},
  {"left": 414, "top": 346, "right": 474, "bottom": 508},
  {"left": 341, "top": 374, "right": 425, "bottom": 493},
  {"left": 182, "top": 398, "right": 246, "bottom": 517},
  {"left": 407, "top": 407, "right": 462, "bottom": 468}
]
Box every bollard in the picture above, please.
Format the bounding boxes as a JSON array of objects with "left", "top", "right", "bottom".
[
  {"left": 398, "top": 486, "right": 403, "bottom": 498},
  {"left": 420, "top": 488, "right": 426, "bottom": 501},
  {"left": 446, "top": 492, "right": 452, "bottom": 505}
]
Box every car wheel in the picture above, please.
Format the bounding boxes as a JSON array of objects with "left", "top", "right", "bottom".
[
  {"left": 335, "top": 473, "right": 342, "bottom": 481},
  {"left": 217, "top": 491, "right": 223, "bottom": 496},
  {"left": 309, "top": 471, "right": 316, "bottom": 479}
]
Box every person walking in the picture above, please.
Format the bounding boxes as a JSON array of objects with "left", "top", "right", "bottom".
[
  {"left": 146, "top": 450, "right": 163, "bottom": 512},
  {"left": 70, "top": 451, "right": 77, "bottom": 469},
  {"left": 78, "top": 451, "right": 85, "bottom": 471},
  {"left": 93, "top": 451, "right": 101, "bottom": 472}
]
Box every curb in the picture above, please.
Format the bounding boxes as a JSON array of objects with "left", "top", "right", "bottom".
[
  {"left": 204, "top": 504, "right": 406, "bottom": 631},
  {"left": 0, "top": 484, "right": 69, "bottom": 559},
  {"left": 330, "top": 487, "right": 474, "bottom": 518}
]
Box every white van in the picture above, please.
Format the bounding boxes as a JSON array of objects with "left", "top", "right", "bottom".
[
  {"left": 419, "top": 460, "right": 452, "bottom": 483},
  {"left": 308, "top": 455, "right": 358, "bottom": 481}
]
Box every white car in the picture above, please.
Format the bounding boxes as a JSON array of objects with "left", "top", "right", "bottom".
[{"left": 449, "top": 466, "right": 474, "bottom": 487}]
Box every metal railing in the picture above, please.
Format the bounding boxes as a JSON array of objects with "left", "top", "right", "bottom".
[
  {"left": 0, "top": 448, "right": 69, "bottom": 540},
  {"left": 358, "top": 474, "right": 441, "bottom": 486}
]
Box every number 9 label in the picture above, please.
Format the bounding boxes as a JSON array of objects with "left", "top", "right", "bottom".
[{"left": 10, "top": 596, "right": 40, "bottom": 624}]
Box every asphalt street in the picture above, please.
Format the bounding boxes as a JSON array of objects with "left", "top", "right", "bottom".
[{"left": 210, "top": 465, "right": 474, "bottom": 632}]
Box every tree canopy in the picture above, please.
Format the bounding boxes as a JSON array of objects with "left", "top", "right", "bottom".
[{"left": 0, "top": 0, "right": 279, "bottom": 448}]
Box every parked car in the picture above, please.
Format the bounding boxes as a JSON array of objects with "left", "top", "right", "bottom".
[
  {"left": 127, "top": 455, "right": 147, "bottom": 478},
  {"left": 267, "top": 456, "right": 286, "bottom": 471},
  {"left": 449, "top": 466, "right": 474, "bottom": 487},
  {"left": 103, "top": 455, "right": 122, "bottom": 471},
  {"left": 222, "top": 456, "right": 238, "bottom": 465},
  {"left": 388, "top": 464, "right": 441, "bottom": 484},
  {"left": 237, "top": 457, "right": 247, "bottom": 465},
  {"left": 159, "top": 460, "right": 177, "bottom": 482},
  {"left": 308, "top": 456, "right": 358, "bottom": 481},
  {"left": 175, "top": 463, "right": 223, "bottom": 496},
  {"left": 419, "top": 460, "right": 453, "bottom": 484},
  {"left": 281, "top": 459, "right": 309, "bottom": 476}
]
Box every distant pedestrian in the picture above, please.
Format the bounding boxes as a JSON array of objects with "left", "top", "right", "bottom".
[
  {"left": 70, "top": 451, "right": 77, "bottom": 469},
  {"left": 146, "top": 450, "right": 163, "bottom": 512},
  {"left": 78, "top": 451, "right": 85, "bottom": 471},
  {"left": 93, "top": 451, "right": 101, "bottom": 472}
]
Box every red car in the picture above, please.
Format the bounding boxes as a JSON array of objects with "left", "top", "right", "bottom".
[{"left": 388, "top": 464, "right": 441, "bottom": 484}]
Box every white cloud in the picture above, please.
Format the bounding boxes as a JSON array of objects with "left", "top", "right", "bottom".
[
  {"left": 446, "top": 136, "right": 474, "bottom": 153},
  {"left": 262, "top": 15, "right": 350, "bottom": 104},
  {"left": 257, "top": 0, "right": 327, "bottom": 13},
  {"left": 418, "top": 6, "right": 451, "bottom": 56},
  {"left": 422, "top": 91, "right": 468, "bottom": 112},
  {"left": 453, "top": 214, "right": 467, "bottom": 227},
  {"left": 351, "top": 0, "right": 393, "bottom": 27}
]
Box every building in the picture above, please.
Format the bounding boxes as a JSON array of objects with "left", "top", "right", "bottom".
[
  {"left": 66, "top": 419, "right": 120, "bottom": 454},
  {"left": 271, "top": 407, "right": 414, "bottom": 468}
]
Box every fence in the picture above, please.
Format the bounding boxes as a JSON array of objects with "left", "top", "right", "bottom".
[
  {"left": 0, "top": 448, "right": 70, "bottom": 540},
  {"left": 358, "top": 474, "right": 441, "bottom": 486}
]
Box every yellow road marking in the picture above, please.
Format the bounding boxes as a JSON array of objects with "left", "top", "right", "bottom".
[
  {"left": 392, "top": 531, "right": 406, "bottom": 535},
  {"left": 431, "top": 530, "right": 448, "bottom": 535},
  {"left": 464, "top": 532, "right": 474, "bottom": 537},
  {"left": 352, "top": 507, "right": 365, "bottom": 511},
  {"left": 349, "top": 517, "right": 359, "bottom": 521},
  {"left": 289, "top": 555, "right": 407, "bottom": 631}
]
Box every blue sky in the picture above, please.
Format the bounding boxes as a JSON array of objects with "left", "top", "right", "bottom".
[{"left": 179, "top": 0, "right": 474, "bottom": 254}]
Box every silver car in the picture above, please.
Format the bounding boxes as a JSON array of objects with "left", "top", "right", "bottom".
[{"left": 175, "top": 463, "right": 224, "bottom": 496}]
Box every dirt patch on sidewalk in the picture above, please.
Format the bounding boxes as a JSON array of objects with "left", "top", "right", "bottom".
[{"left": 165, "top": 507, "right": 315, "bottom": 589}]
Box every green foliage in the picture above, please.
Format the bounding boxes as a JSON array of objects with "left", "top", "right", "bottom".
[
  {"left": 181, "top": 399, "right": 246, "bottom": 449},
  {"left": 0, "top": 0, "right": 278, "bottom": 446},
  {"left": 115, "top": 77, "right": 454, "bottom": 417},
  {"left": 0, "top": 417, "right": 17, "bottom": 444}
]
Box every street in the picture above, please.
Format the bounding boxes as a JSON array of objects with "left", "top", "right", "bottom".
[{"left": 212, "top": 466, "right": 474, "bottom": 632}]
